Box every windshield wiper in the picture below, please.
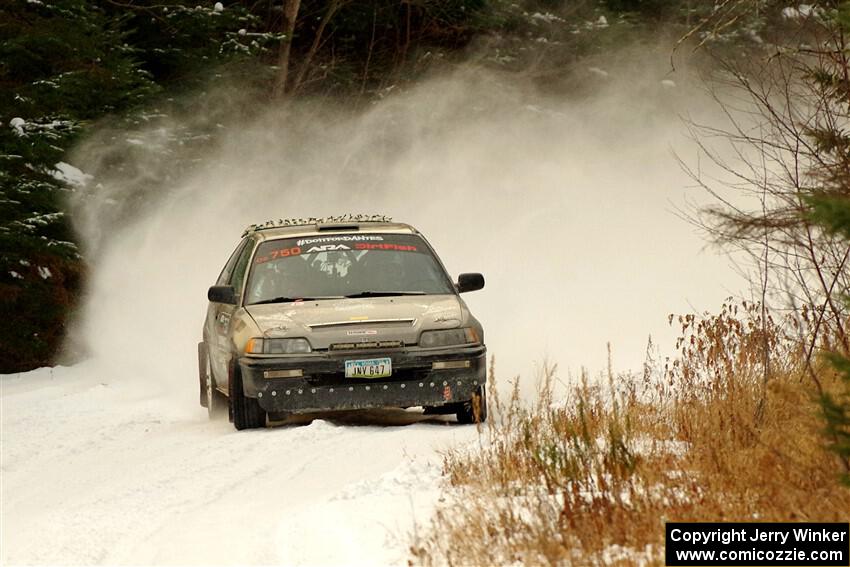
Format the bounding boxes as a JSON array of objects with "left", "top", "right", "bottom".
[
  {"left": 249, "top": 296, "right": 343, "bottom": 305},
  {"left": 344, "top": 291, "right": 427, "bottom": 298}
]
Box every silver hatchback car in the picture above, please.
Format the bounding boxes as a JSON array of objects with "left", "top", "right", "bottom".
[{"left": 197, "top": 216, "right": 487, "bottom": 430}]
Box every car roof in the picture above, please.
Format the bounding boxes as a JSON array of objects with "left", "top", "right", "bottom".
[{"left": 241, "top": 216, "right": 418, "bottom": 241}]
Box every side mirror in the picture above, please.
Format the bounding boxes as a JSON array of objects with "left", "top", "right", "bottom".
[
  {"left": 457, "top": 273, "right": 485, "bottom": 293},
  {"left": 208, "top": 285, "right": 237, "bottom": 304}
]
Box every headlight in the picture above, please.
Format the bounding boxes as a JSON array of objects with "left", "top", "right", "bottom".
[
  {"left": 245, "top": 337, "right": 312, "bottom": 354},
  {"left": 419, "top": 328, "right": 479, "bottom": 348}
]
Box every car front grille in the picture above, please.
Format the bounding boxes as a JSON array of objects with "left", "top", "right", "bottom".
[{"left": 328, "top": 340, "right": 404, "bottom": 351}]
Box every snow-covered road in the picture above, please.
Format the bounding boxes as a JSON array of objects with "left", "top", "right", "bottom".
[{"left": 1, "top": 363, "right": 477, "bottom": 565}]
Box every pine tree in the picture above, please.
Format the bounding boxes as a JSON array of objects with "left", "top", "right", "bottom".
[
  {"left": 809, "top": 196, "right": 850, "bottom": 484},
  {"left": 0, "top": 0, "right": 272, "bottom": 372},
  {"left": 803, "top": 6, "right": 850, "bottom": 484},
  {"left": 1, "top": 1, "right": 157, "bottom": 371}
]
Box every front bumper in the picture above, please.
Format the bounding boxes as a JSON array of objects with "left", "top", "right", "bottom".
[{"left": 239, "top": 344, "right": 486, "bottom": 414}]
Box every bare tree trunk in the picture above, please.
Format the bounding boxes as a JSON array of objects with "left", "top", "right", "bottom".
[
  {"left": 273, "top": 0, "right": 302, "bottom": 98},
  {"left": 291, "top": 0, "right": 345, "bottom": 93},
  {"left": 402, "top": 1, "right": 411, "bottom": 63},
  {"left": 360, "top": 7, "right": 378, "bottom": 96}
]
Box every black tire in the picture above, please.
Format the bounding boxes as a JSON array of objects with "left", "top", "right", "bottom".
[
  {"left": 228, "top": 362, "right": 266, "bottom": 430},
  {"left": 457, "top": 386, "right": 487, "bottom": 424}
]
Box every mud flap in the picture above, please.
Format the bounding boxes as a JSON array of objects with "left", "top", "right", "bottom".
[{"left": 198, "top": 342, "right": 208, "bottom": 408}]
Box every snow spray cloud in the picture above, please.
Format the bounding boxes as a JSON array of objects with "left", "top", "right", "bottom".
[{"left": 66, "top": 54, "right": 743, "bottom": 406}]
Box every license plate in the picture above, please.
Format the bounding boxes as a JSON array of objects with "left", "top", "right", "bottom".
[{"left": 345, "top": 357, "right": 392, "bottom": 378}]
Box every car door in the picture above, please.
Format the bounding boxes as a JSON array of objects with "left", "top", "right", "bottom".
[{"left": 208, "top": 237, "right": 254, "bottom": 391}]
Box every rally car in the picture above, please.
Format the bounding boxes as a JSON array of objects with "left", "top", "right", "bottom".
[{"left": 197, "top": 215, "right": 487, "bottom": 429}]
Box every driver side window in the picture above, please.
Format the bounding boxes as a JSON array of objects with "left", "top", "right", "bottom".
[
  {"left": 229, "top": 239, "right": 255, "bottom": 296},
  {"left": 216, "top": 238, "right": 248, "bottom": 286}
]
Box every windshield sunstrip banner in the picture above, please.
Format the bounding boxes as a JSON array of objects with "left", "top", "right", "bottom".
[{"left": 255, "top": 235, "right": 423, "bottom": 264}]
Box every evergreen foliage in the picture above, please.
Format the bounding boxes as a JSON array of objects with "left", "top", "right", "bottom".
[
  {"left": 1, "top": 1, "right": 153, "bottom": 371},
  {"left": 806, "top": 7, "right": 850, "bottom": 484},
  {"left": 810, "top": 190, "right": 850, "bottom": 485},
  {"left": 820, "top": 352, "right": 850, "bottom": 485},
  {"left": 0, "top": 0, "right": 272, "bottom": 372}
]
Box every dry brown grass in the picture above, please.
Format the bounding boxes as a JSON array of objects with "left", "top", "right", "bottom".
[{"left": 410, "top": 301, "right": 850, "bottom": 566}]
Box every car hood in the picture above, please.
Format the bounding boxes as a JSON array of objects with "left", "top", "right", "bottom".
[{"left": 245, "top": 294, "right": 465, "bottom": 350}]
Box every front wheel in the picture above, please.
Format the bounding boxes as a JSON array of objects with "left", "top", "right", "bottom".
[
  {"left": 228, "top": 363, "right": 267, "bottom": 430},
  {"left": 457, "top": 386, "right": 487, "bottom": 424}
]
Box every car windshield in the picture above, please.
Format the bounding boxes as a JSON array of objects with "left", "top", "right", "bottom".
[{"left": 244, "top": 233, "right": 455, "bottom": 305}]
